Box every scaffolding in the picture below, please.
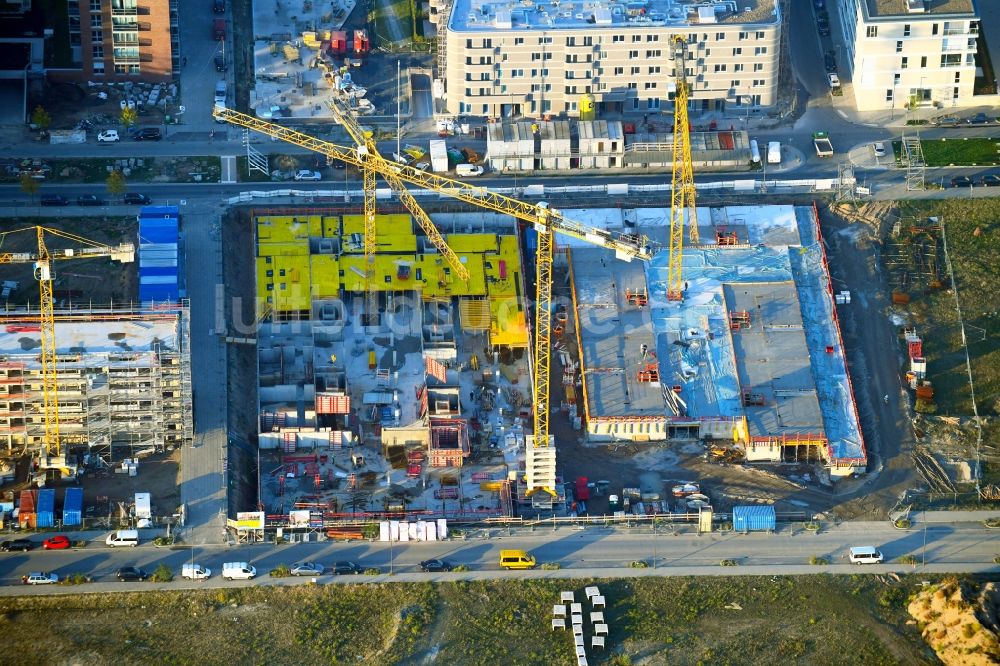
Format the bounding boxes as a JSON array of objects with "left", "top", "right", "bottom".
[
  {"left": 900, "top": 133, "right": 926, "bottom": 191},
  {"left": 0, "top": 304, "right": 192, "bottom": 461}
]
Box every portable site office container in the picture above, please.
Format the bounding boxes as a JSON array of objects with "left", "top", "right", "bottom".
[
  {"left": 732, "top": 505, "right": 776, "bottom": 532},
  {"left": 63, "top": 487, "right": 83, "bottom": 526},
  {"left": 36, "top": 488, "right": 56, "bottom": 528}
]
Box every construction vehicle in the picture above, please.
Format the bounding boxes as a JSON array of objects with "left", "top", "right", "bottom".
[
  {"left": 0, "top": 226, "right": 134, "bottom": 478},
  {"left": 667, "top": 35, "right": 699, "bottom": 301},
  {"left": 212, "top": 106, "right": 655, "bottom": 500},
  {"left": 812, "top": 131, "right": 834, "bottom": 157}
]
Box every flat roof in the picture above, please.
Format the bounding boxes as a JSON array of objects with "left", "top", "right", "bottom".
[
  {"left": 449, "top": 0, "right": 777, "bottom": 32},
  {"left": 0, "top": 317, "right": 179, "bottom": 358},
  {"left": 724, "top": 283, "right": 823, "bottom": 438},
  {"left": 571, "top": 247, "right": 664, "bottom": 418},
  {"left": 865, "top": 0, "right": 975, "bottom": 19}
]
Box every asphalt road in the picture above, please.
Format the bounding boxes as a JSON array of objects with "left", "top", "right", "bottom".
[{"left": 1, "top": 520, "right": 996, "bottom": 596}]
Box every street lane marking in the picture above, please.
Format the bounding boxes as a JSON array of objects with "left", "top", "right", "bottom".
[{"left": 221, "top": 155, "right": 236, "bottom": 184}]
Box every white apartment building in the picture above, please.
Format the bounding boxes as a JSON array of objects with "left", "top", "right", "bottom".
[
  {"left": 838, "top": 0, "right": 988, "bottom": 112},
  {"left": 439, "top": 0, "right": 782, "bottom": 119}
]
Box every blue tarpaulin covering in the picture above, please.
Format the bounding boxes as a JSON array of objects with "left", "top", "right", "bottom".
[
  {"left": 732, "top": 505, "right": 776, "bottom": 532},
  {"left": 138, "top": 207, "right": 179, "bottom": 303},
  {"left": 36, "top": 488, "right": 56, "bottom": 528},
  {"left": 63, "top": 487, "right": 83, "bottom": 526}
]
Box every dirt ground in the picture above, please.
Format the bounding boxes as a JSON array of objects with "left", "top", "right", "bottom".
[
  {"left": 75, "top": 448, "right": 182, "bottom": 521},
  {"left": 0, "top": 216, "right": 138, "bottom": 307}
]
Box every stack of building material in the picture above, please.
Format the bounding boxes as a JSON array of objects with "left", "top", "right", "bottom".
[{"left": 138, "top": 206, "right": 180, "bottom": 303}]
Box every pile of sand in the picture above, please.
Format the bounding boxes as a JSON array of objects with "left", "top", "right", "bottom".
[{"left": 908, "top": 579, "right": 1000, "bottom": 665}]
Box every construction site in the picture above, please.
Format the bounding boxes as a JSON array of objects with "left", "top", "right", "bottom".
[
  {"left": 213, "top": 32, "right": 870, "bottom": 534},
  {"left": 0, "top": 218, "right": 190, "bottom": 529}
]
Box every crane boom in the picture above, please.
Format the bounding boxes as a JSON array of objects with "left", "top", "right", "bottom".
[
  {"left": 0, "top": 226, "right": 134, "bottom": 459},
  {"left": 214, "top": 106, "right": 655, "bottom": 500}
]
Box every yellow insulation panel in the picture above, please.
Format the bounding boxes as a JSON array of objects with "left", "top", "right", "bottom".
[
  {"left": 310, "top": 255, "right": 341, "bottom": 298},
  {"left": 257, "top": 241, "right": 309, "bottom": 257},
  {"left": 260, "top": 254, "right": 312, "bottom": 313},
  {"left": 256, "top": 215, "right": 321, "bottom": 243},
  {"left": 342, "top": 213, "right": 412, "bottom": 240},
  {"left": 447, "top": 234, "right": 498, "bottom": 254},
  {"left": 322, "top": 216, "right": 341, "bottom": 238}
]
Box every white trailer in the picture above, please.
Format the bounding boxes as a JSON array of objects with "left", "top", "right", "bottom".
[{"left": 429, "top": 139, "right": 448, "bottom": 173}]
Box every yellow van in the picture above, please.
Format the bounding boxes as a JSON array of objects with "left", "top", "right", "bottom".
[{"left": 499, "top": 549, "right": 536, "bottom": 570}]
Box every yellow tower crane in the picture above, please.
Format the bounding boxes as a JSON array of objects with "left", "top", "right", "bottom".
[
  {"left": 0, "top": 226, "right": 134, "bottom": 471},
  {"left": 213, "top": 106, "right": 654, "bottom": 499},
  {"left": 667, "top": 34, "right": 700, "bottom": 301}
]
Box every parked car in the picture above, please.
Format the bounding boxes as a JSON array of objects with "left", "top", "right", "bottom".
[
  {"left": 1, "top": 539, "right": 33, "bottom": 552},
  {"left": 97, "top": 129, "right": 120, "bottom": 142},
  {"left": 290, "top": 562, "right": 325, "bottom": 576},
  {"left": 293, "top": 169, "right": 321, "bottom": 181},
  {"left": 418, "top": 559, "right": 453, "bottom": 573},
  {"left": 824, "top": 51, "right": 836, "bottom": 72},
  {"left": 40, "top": 195, "right": 69, "bottom": 207},
  {"left": 123, "top": 192, "right": 151, "bottom": 205},
  {"left": 413, "top": 162, "right": 430, "bottom": 172},
  {"left": 392, "top": 152, "right": 413, "bottom": 166},
  {"left": 933, "top": 116, "right": 960, "bottom": 126},
  {"left": 980, "top": 174, "right": 1000, "bottom": 187},
  {"left": 116, "top": 566, "right": 148, "bottom": 582},
  {"left": 951, "top": 176, "right": 973, "bottom": 188},
  {"left": 827, "top": 73, "right": 840, "bottom": 88},
  {"left": 181, "top": 563, "right": 212, "bottom": 580},
  {"left": 871, "top": 142, "right": 886, "bottom": 158},
  {"left": 42, "top": 535, "right": 71, "bottom": 550},
  {"left": 213, "top": 0, "right": 224, "bottom": 12},
  {"left": 131, "top": 127, "right": 162, "bottom": 141},
  {"left": 814, "top": 0, "right": 825, "bottom": 8},
  {"left": 22, "top": 572, "right": 58, "bottom": 585},
  {"left": 967, "top": 112, "right": 992, "bottom": 124},
  {"left": 332, "top": 561, "right": 362, "bottom": 575},
  {"left": 77, "top": 194, "right": 105, "bottom": 206},
  {"left": 817, "top": 19, "right": 830, "bottom": 35},
  {"left": 214, "top": 54, "right": 227, "bottom": 72},
  {"left": 222, "top": 562, "right": 256, "bottom": 580}
]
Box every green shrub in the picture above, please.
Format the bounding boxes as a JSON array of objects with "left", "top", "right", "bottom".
[
  {"left": 899, "top": 555, "right": 919, "bottom": 565},
  {"left": 809, "top": 556, "right": 829, "bottom": 566},
  {"left": 150, "top": 563, "right": 174, "bottom": 582},
  {"left": 804, "top": 522, "right": 821, "bottom": 532},
  {"left": 71, "top": 540, "right": 87, "bottom": 548},
  {"left": 629, "top": 560, "right": 650, "bottom": 568},
  {"left": 363, "top": 568, "right": 382, "bottom": 576},
  {"left": 719, "top": 559, "right": 739, "bottom": 567},
  {"left": 894, "top": 518, "right": 912, "bottom": 529},
  {"left": 983, "top": 517, "right": 1000, "bottom": 528},
  {"left": 994, "top": 556, "right": 1000, "bottom": 565},
  {"left": 540, "top": 562, "right": 561, "bottom": 570},
  {"left": 60, "top": 573, "right": 92, "bottom": 585},
  {"left": 153, "top": 536, "right": 175, "bottom": 546},
  {"left": 452, "top": 564, "right": 471, "bottom": 572},
  {"left": 269, "top": 564, "right": 291, "bottom": 578}
]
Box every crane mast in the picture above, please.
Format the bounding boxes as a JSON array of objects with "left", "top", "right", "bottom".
[
  {"left": 214, "top": 106, "right": 653, "bottom": 500},
  {"left": 668, "top": 35, "right": 699, "bottom": 301}
]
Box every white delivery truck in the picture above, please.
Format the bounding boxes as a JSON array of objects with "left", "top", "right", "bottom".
[
  {"left": 456, "top": 164, "right": 484, "bottom": 177},
  {"left": 766, "top": 141, "right": 781, "bottom": 165},
  {"left": 182, "top": 563, "right": 212, "bottom": 580},
  {"left": 222, "top": 562, "right": 257, "bottom": 580},
  {"left": 105, "top": 529, "right": 140, "bottom": 547}
]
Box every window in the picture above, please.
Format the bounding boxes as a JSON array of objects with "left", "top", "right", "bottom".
[
  {"left": 646, "top": 34, "right": 658, "bottom": 42},
  {"left": 614, "top": 66, "right": 623, "bottom": 75},
  {"left": 970, "top": 20, "right": 979, "bottom": 35},
  {"left": 613, "top": 35, "right": 624, "bottom": 43},
  {"left": 466, "top": 39, "right": 472, "bottom": 48},
  {"left": 644, "top": 82, "right": 655, "bottom": 89},
  {"left": 646, "top": 49, "right": 660, "bottom": 58},
  {"left": 514, "top": 37, "right": 524, "bottom": 45},
  {"left": 901, "top": 56, "right": 908, "bottom": 69},
  {"left": 627, "top": 82, "right": 637, "bottom": 89},
  {"left": 738, "top": 31, "right": 748, "bottom": 40},
  {"left": 628, "top": 50, "right": 638, "bottom": 58},
  {"left": 542, "top": 100, "right": 551, "bottom": 112},
  {"left": 482, "top": 104, "right": 488, "bottom": 114},
  {"left": 920, "top": 56, "right": 927, "bottom": 67},
  {"left": 754, "top": 46, "right": 767, "bottom": 55},
  {"left": 715, "top": 32, "right": 725, "bottom": 40},
  {"left": 867, "top": 25, "right": 878, "bottom": 38},
  {"left": 894, "top": 73, "right": 900, "bottom": 83},
  {"left": 90, "top": 14, "right": 102, "bottom": 27},
  {"left": 734, "top": 63, "right": 744, "bottom": 72},
  {"left": 704, "top": 48, "right": 711, "bottom": 56},
  {"left": 730, "top": 79, "right": 741, "bottom": 87},
  {"left": 931, "top": 23, "right": 938, "bottom": 35},
  {"left": 584, "top": 36, "right": 592, "bottom": 46},
  {"left": 756, "top": 31, "right": 765, "bottom": 39},
  {"left": 511, "top": 69, "right": 523, "bottom": 77},
  {"left": 955, "top": 71, "right": 961, "bottom": 83},
  {"left": 89, "top": 0, "right": 100, "bottom": 9},
  {"left": 92, "top": 44, "right": 103, "bottom": 58},
  {"left": 753, "top": 63, "right": 764, "bottom": 72},
  {"left": 903, "top": 24, "right": 911, "bottom": 37},
  {"left": 92, "top": 59, "right": 104, "bottom": 73},
  {"left": 632, "top": 34, "right": 641, "bottom": 42},
  {"left": 732, "top": 47, "right": 742, "bottom": 56},
  {"left": 92, "top": 29, "right": 103, "bottom": 42},
  {"left": 752, "top": 79, "right": 765, "bottom": 87},
  {"left": 953, "top": 86, "right": 959, "bottom": 99},
  {"left": 714, "top": 63, "right": 727, "bottom": 72},
  {"left": 630, "top": 66, "right": 639, "bottom": 74},
  {"left": 565, "top": 86, "right": 578, "bottom": 94},
  {"left": 895, "top": 40, "right": 903, "bottom": 53},
  {"left": 539, "top": 36, "right": 552, "bottom": 44},
  {"left": 648, "top": 66, "right": 660, "bottom": 74},
  {"left": 532, "top": 53, "right": 540, "bottom": 61},
  {"left": 940, "top": 53, "right": 962, "bottom": 67}
]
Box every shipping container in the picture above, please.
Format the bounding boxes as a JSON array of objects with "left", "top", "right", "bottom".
[
  {"left": 18, "top": 489, "right": 37, "bottom": 528},
  {"left": 575, "top": 476, "right": 590, "bottom": 501},
  {"left": 36, "top": 488, "right": 56, "bottom": 528},
  {"left": 63, "top": 487, "right": 83, "bottom": 526},
  {"left": 429, "top": 140, "right": 448, "bottom": 173},
  {"left": 732, "top": 505, "right": 775, "bottom": 532}
]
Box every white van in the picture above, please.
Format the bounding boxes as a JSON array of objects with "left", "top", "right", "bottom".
[
  {"left": 214, "top": 80, "right": 226, "bottom": 104},
  {"left": 222, "top": 562, "right": 257, "bottom": 580},
  {"left": 105, "top": 529, "right": 139, "bottom": 548},
  {"left": 749, "top": 139, "right": 761, "bottom": 164},
  {"left": 766, "top": 141, "right": 781, "bottom": 165},
  {"left": 182, "top": 563, "right": 212, "bottom": 580},
  {"left": 456, "top": 164, "right": 484, "bottom": 177},
  {"left": 849, "top": 546, "right": 884, "bottom": 564}
]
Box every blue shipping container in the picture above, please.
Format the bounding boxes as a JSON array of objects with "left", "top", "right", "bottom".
[
  {"left": 36, "top": 488, "right": 56, "bottom": 528},
  {"left": 732, "top": 505, "right": 776, "bottom": 532},
  {"left": 139, "top": 205, "right": 180, "bottom": 219},
  {"left": 63, "top": 487, "right": 83, "bottom": 526}
]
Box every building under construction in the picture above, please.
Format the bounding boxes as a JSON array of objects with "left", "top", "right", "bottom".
[
  {"left": 565, "top": 204, "right": 867, "bottom": 479},
  {"left": 253, "top": 211, "right": 550, "bottom": 520},
  {"left": 0, "top": 305, "right": 192, "bottom": 463}
]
